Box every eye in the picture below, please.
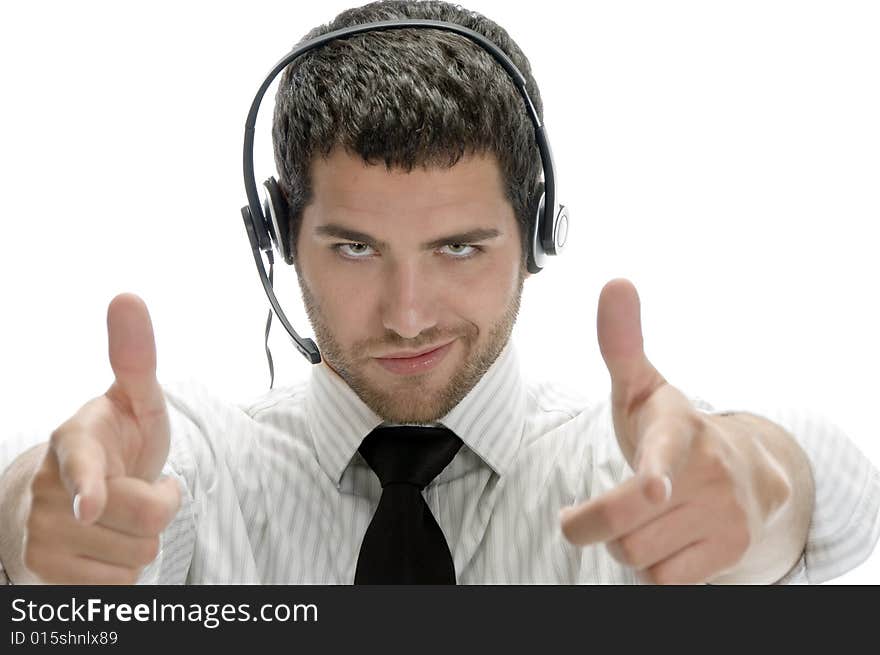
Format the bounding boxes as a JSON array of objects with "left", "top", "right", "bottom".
[
  {"left": 331, "top": 242, "right": 483, "bottom": 261},
  {"left": 440, "top": 243, "right": 481, "bottom": 259},
  {"left": 333, "top": 242, "right": 376, "bottom": 259}
]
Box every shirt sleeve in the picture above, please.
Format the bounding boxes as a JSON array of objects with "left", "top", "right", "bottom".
[
  {"left": 0, "top": 430, "right": 51, "bottom": 585},
  {"left": 692, "top": 397, "right": 880, "bottom": 584}
]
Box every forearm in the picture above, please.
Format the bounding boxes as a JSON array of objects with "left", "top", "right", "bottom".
[
  {"left": 710, "top": 412, "right": 815, "bottom": 584},
  {"left": 0, "top": 443, "right": 48, "bottom": 584}
]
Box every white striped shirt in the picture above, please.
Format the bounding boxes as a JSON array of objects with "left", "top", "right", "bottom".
[{"left": 3, "top": 338, "right": 878, "bottom": 584}]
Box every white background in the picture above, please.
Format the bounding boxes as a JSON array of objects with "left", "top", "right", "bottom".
[{"left": 1, "top": 1, "right": 877, "bottom": 582}]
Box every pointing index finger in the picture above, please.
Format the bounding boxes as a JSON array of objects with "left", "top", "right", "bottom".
[
  {"left": 559, "top": 473, "right": 670, "bottom": 546},
  {"left": 50, "top": 428, "right": 109, "bottom": 525}
]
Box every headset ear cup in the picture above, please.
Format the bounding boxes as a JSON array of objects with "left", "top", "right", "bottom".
[
  {"left": 245, "top": 202, "right": 272, "bottom": 253},
  {"left": 526, "top": 181, "right": 546, "bottom": 274},
  {"left": 262, "top": 177, "right": 293, "bottom": 264}
]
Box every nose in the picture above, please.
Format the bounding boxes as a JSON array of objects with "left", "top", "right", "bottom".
[{"left": 380, "top": 258, "right": 438, "bottom": 340}]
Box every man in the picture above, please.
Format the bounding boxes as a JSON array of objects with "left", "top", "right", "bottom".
[{"left": 1, "top": 0, "right": 878, "bottom": 584}]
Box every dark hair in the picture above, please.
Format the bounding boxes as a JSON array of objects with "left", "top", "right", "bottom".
[{"left": 271, "top": 0, "right": 544, "bottom": 268}]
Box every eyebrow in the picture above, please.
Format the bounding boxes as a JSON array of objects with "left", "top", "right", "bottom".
[{"left": 313, "top": 224, "right": 502, "bottom": 251}]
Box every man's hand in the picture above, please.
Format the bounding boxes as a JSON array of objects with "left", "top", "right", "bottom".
[
  {"left": 559, "top": 279, "right": 810, "bottom": 584},
  {"left": 22, "top": 293, "right": 180, "bottom": 584}
]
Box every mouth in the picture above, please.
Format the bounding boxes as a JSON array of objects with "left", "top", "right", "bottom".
[
  {"left": 373, "top": 340, "right": 456, "bottom": 376},
  {"left": 377, "top": 341, "right": 456, "bottom": 359}
]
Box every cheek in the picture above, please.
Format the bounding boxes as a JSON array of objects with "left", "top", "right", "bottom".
[
  {"left": 443, "top": 255, "right": 520, "bottom": 320},
  {"left": 299, "top": 249, "right": 373, "bottom": 337},
  {"left": 312, "top": 267, "right": 376, "bottom": 325}
]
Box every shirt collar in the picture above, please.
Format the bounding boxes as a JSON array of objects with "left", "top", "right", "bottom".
[{"left": 305, "top": 338, "right": 526, "bottom": 486}]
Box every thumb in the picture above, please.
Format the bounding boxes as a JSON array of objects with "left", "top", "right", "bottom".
[
  {"left": 105, "top": 293, "right": 169, "bottom": 481},
  {"left": 597, "top": 278, "right": 665, "bottom": 416},
  {"left": 106, "top": 293, "right": 165, "bottom": 421}
]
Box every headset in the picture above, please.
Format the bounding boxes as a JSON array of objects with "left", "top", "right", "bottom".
[{"left": 240, "top": 19, "right": 569, "bottom": 384}]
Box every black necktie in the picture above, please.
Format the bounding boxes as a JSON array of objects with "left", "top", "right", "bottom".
[{"left": 354, "top": 425, "right": 463, "bottom": 584}]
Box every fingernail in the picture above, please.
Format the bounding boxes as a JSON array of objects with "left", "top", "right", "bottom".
[
  {"left": 559, "top": 507, "right": 571, "bottom": 522},
  {"left": 72, "top": 493, "right": 82, "bottom": 521},
  {"left": 661, "top": 475, "right": 672, "bottom": 503},
  {"left": 644, "top": 474, "right": 673, "bottom": 505}
]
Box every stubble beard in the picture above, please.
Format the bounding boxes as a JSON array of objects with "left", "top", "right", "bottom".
[{"left": 295, "top": 261, "right": 526, "bottom": 424}]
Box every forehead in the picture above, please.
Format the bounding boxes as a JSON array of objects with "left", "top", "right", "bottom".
[{"left": 306, "top": 147, "right": 512, "bottom": 228}]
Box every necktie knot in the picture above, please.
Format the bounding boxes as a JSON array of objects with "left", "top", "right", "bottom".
[{"left": 358, "top": 425, "right": 463, "bottom": 490}]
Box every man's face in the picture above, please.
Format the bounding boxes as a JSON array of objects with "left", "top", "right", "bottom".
[{"left": 294, "top": 147, "right": 529, "bottom": 424}]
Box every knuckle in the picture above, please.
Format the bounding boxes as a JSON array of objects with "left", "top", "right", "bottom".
[
  {"left": 691, "top": 413, "right": 715, "bottom": 441},
  {"left": 766, "top": 468, "right": 794, "bottom": 512},
  {"left": 49, "top": 419, "right": 81, "bottom": 452},
  {"left": 48, "top": 425, "right": 66, "bottom": 451},
  {"left": 687, "top": 410, "right": 710, "bottom": 437},
  {"left": 702, "top": 448, "right": 733, "bottom": 483}
]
